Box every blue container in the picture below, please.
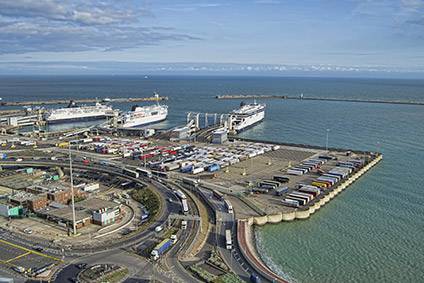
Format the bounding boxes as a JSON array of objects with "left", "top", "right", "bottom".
[
  {"left": 157, "top": 239, "right": 173, "bottom": 255},
  {"left": 250, "top": 273, "right": 261, "bottom": 283},
  {"left": 180, "top": 165, "right": 193, "bottom": 173},
  {"left": 207, "top": 164, "right": 220, "bottom": 172}
]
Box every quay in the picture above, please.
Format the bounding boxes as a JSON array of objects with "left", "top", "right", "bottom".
[
  {"left": 0, "top": 95, "right": 168, "bottom": 107},
  {"left": 0, "top": 125, "right": 383, "bottom": 283},
  {"left": 216, "top": 94, "right": 424, "bottom": 106}
]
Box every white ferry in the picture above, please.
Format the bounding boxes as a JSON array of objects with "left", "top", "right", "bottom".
[
  {"left": 45, "top": 101, "right": 115, "bottom": 124},
  {"left": 229, "top": 101, "right": 266, "bottom": 133},
  {"left": 120, "top": 94, "right": 168, "bottom": 128}
]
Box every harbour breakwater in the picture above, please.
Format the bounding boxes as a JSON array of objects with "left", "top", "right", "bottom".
[
  {"left": 0, "top": 95, "right": 168, "bottom": 107},
  {"left": 217, "top": 94, "right": 424, "bottom": 106},
  {"left": 238, "top": 153, "right": 383, "bottom": 282}
]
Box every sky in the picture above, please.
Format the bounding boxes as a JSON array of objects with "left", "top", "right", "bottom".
[{"left": 0, "top": 0, "right": 424, "bottom": 77}]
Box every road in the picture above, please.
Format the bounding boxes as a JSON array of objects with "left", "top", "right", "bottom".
[
  {"left": 155, "top": 180, "right": 202, "bottom": 283},
  {"left": 55, "top": 248, "right": 173, "bottom": 282},
  {"left": 0, "top": 159, "right": 267, "bottom": 282},
  {"left": 198, "top": 186, "right": 270, "bottom": 282},
  {"left": 0, "top": 160, "right": 191, "bottom": 280}
]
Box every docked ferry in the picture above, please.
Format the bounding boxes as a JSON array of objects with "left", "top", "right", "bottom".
[
  {"left": 44, "top": 101, "right": 115, "bottom": 124},
  {"left": 120, "top": 94, "right": 168, "bottom": 128},
  {"left": 229, "top": 101, "right": 266, "bottom": 133}
]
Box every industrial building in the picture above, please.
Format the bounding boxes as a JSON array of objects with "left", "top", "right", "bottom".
[
  {"left": 0, "top": 200, "right": 23, "bottom": 218},
  {"left": 36, "top": 198, "right": 123, "bottom": 229},
  {"left": 76, "top": 198, "right": 122, "bottom": 226}
]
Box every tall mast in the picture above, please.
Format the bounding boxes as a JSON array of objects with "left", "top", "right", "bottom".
[{"left": 69, "top": 143, "right": 77, "bottom": 235}]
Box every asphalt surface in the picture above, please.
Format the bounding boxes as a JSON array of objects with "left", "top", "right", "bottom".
[{"left": 0, "top": 158, "right": 269, "bottom": 282}]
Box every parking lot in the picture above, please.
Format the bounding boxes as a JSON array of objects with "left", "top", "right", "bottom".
[{"left": 0, "top": 238, "right": 62, "bottom": 277}]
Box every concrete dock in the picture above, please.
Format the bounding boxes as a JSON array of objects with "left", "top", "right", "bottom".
[
  {"left": 0, "top": 95, "right": 168, "bottom": 107},
  {"left": 216, "top": 94, "right": 424, "bottom": 106}
]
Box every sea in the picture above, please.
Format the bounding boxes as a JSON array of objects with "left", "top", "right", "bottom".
[{"left": 0, "top": 75, "right": 423, "bottom": 282}]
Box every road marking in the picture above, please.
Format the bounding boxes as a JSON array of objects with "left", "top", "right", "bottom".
[
  {"left": 0, "top": 239, "right": 63, "bottom": 263},
  {"left": 5, "top": 251, "right": 31, "bottom": 263}
]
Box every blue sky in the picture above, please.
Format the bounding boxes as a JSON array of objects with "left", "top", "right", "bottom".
[{"left": 0, "top": 0, "right": 423, "bottom": 76}]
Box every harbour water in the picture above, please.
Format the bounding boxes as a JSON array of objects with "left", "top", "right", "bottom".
[{"left": 1, "top": 75, "right": 423, "bottom": 282}]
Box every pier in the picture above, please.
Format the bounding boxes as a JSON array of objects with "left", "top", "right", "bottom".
[
  {"left": 0, "top": 95, "right": 168, "bottom": 107},
  {"left": 216, "top": 94, "right": 424, "bottom": 106}
]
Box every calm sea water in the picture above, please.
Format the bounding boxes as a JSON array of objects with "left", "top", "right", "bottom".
[{"left": 1, "top": 76, "right": 423, "bottom": 282}]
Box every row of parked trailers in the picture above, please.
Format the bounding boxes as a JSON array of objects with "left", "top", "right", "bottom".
[
  {"left": 253, "top": 175, "right": 290, "bottom": 194},
  {"left": 281, "top": 158, "right": 366, "bottom": 208},
  {"left": 286, "top": 158, "right": 327, "bottom": 176},
  {"left": 281, "top": 185, "right": 322, "bottom": 208}
]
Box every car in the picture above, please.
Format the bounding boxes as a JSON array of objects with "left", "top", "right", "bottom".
[
  {"left": 23, "top": 228, "right": 33, "bottom": 234},
  {"left": 34, "top": 246, "right": 43, "bottom": 252},
  {"left": 154, "top": 225, "right": 163, "bottom": 233},
  {"left": 167, "top": 198, "right": 173, "bottom": 203},
  {"left": 12, "top": 266, "right": 25, "bottom": 273},
  {"left": 76, "top": 263, "right": 87, "bottom": 269}
]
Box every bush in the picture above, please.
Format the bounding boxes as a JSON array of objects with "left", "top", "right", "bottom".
[{"left": 131, "top": 188, "right": 160, "bottom": 216}]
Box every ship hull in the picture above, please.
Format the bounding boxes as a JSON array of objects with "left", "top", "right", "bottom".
[
  {"left": 46, "top": 115, "right": 111, "bottom": 124},
  {"left": 121, "top": 113, "right": 167, "bottom": 128},
  {"left": 233, "top": 111, "right": 265, "bottom": 133}
]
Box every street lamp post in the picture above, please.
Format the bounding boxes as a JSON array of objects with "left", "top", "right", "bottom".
[
  {"left": 68, "top": 144, "right": 77, "bottom": 235},
  {"left": 325, "top": 129, "right": 330, "bottom": 152}
]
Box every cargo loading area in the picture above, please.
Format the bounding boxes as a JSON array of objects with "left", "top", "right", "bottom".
[
  {"left": 169, "top": 142, "right": 376, "bottom": 219},
  {"left": 62, "top": 135, "right": 375, "bottom": 220}
]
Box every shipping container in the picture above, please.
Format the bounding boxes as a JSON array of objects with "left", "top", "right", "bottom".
[
  {"left": 181, "top": 199, "right": 189, "bottom": 215},
  {"left": 252, "top": 187, "right": 269, "bottom": 194},
  {"left": 182, "top": 177, "right": 198, "bottom": 186},
  {"left": 287, "top": 169, "right": 304, "bottom": 176},
  {"left": 175, "top": 190, "right": 187, "bottom": 200},
  {"left": 292, "top": 167, "right": 308, "bottom": 173},
  {"left": 212, "top": 190, "right": 224, "bottom": 200},
  {"left": 180, "top": 165, "right": 193, "bottom": 173},
  {"left": 123, "top": 168, "right": 139, "bottom": 178},
  {"left": 136, "top": 167, "right": 153, "bottom": 178},
  {"left": 275, "top": 186, "right": 289, "bottom": 196},
  {"left": 317, "top": 176, "right": 336, "bottom": 185},
  {"left": 207, "top": 164, "right": 221, "bottom": 172},
  {"left": 224, "top": 199, "right": 233, "bottom": 214},
  {"left": 152, "top": 171, "right": 169, "bottom": 179},
  {"left": 273, "top": 175, "right": 290, "bottom": 183},
  {"left": 316, "top": 179, "right": 333, "bottom": 187},
  {"left": 258, "top": 180, "right": 278, "bottom": 188},
  {"left": 225, "top": 229, "right": 232, "bottom": 250},
  {"left": 311, "top": 181, "right": 330, "bottom": 188},
  {"left": 191, "top": 167, "right": 204, "bottom": 175},
  {"left": 298, "top": 187, "right": 320, "bottom": 197},
  {"left": 250, "top": 273, "right": 261, "bottom": 283},
  {"left": 151, "top": 238, "right": 173, "bottom": 260},
  {"left": 284, "top": 196, "right": 306, "bottom": 206},
  {"left": 322, "top": 173, "right": 341, "bottom": 181},
  {"left": 289, "top": 192, "right": 313, "bottom": 202},
  {"left": 319, "top": 155, "right": 336, "bottom": 160},
  {"left": 281, "top": 198, "right": 300, "bottom": 207}
]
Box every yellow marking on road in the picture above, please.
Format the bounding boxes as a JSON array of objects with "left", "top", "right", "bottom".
[
  {"left": 0, "top": 239, "right": 63, "bottom": 262},
  {"left": 5, "top": 251, "right": 31, "bottom": 263}
]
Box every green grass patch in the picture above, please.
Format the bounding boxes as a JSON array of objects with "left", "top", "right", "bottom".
[
  {"left": 101, "top": 268, "right": 129, "bottom": 283},
  {"left": 214, "top": 273, "right": 244, "bottom": 283},
  {"left": 130, "top": 187, "right": 160, "bottom": 216},
  {"left": 189, "top": 265, "right": 217, "bottom": 283}
]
